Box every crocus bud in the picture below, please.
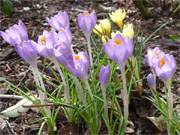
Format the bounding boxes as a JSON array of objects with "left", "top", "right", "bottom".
[
  {"left": 122, "top": 23, "right": 134, "bottom": 39},
  {"left": 109, "top": 8, "right": 126, "bottom": 28},
  {"left": 155, "top": 54, "right": 176, "bottom": 82},
  {"left": 103, "top": 33, "right": 133, "bottom": 65},
  {"left": 99, "top": 65, "right": 110, "bottom": 88},
  {"left": 47, "top": 11, "right": 70, "bottom": 30},
  {"left": 93, "top": 19, "right": 111, "bottom": 37},
  {"left": 147, "top": 73, "right": 155, "bottom": 89},
  {"left": 37, "top": 30, "right": 58, "bottom": 58},
  {"left": 77, "top": 11, "right": 97, "bottom": 34},
  {"left": 0, "top": 20, "right": 28, "bottom": 46}
]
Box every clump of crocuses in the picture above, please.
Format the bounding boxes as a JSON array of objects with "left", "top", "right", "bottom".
[
  {"left": 1, "top": 7, "right": 177, "bottom": 135},
  {"left": 145, "top": 47, "right": 176, "bottom": 135}
]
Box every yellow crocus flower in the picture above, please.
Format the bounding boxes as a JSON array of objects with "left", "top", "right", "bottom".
[
  {"left": 93, "top": 18, "right": 111, "bottom": 38},
  {"left": 122, "top": 23, "right": 134, "bottom": 39},
  {"left": 109, "top": 8, "right": 126, "bottom": 28},
  {"left": 99, "top": 19, "right": 111, "bottom": 36},
  {"left": 93, "top": 23, "right": 103, "bottom": 38}
]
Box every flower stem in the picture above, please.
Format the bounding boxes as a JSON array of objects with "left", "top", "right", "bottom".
[
  {"left": 152, "top": 70, "right": 156, "bottom": 90},
  {"left": 165, "top": 80, "right": 173, "bottom": 135},
  {"left": 119, "top": 65, "right": 129, "bottom": 129},
  {"left": 51, "top": 58, "right": 70, "bottom": 103},
  {"left": 31, "top": 64, "right": 51, "bottom": 116},
  {"left": 85, "top": 33, "right": 93, "bottom": 67},
  {"left": 84, "top": 79, "right": 93, "bottom": 100},
  {"left": 31, "top": 65, "right": 45, "bottom": 104},
  {"left": 73, "top": 76, "right": 87, "bottom": 105},
  {"left": 84, "top": 79, "right": 100, "bottom": 133},
  {"left": 101, "top": 86, "right": 108, "bottom": 122}
]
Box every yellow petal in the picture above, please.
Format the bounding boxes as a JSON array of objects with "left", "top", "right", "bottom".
[
  {"left": 99, "top": 19, "right": 111, "bottom": 36},
  {"left": 93, "top": 24, "right": 103, "bottom": 37},
  {"left": 122, "top": 23, "right": 134, "bottom": 38},
  {"left": 109, "top": 8, "right": 126, "bottom": 28}
]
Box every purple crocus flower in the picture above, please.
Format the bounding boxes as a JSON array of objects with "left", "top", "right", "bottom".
[
  {"left": 99, "top": 65, "right": 110, "bottom": 88},
  {"left": 47, "top": 11, "right": 70, "bottom": 30},
  {"left": 15, "top": 40, "right": 38, "bottom": 65},
  {"left": 147, "top": 73, "right": 155, "bottom": 89},
  {"left": 54, "top": 42, "right": 73, "bottom": 65},
  {"left": 155, "top": 54, "right": 176, "bottom": 81},
  {"left": 66, "top": 51, "right": 89, "bottom": 80},
  {"left": 0, "top": 20, "right": 28, "bottom": 46},
  {"left": 37, "top": 30, "right": 58, "bottom": 58},
  {"left": 0, "top": 20, "right": 38, "bottom": 65},
  {"left": 145, "top": 47, "right": 165, "bottom": 69},
  {"left": 58, "top": 27, "right": 72, "bottom": 47},
  {"left": 77, "top": 10, "right": 97, "bottom": 34},
  {"left": 103, "top": 34, "right": 130, "bottom": 66}
]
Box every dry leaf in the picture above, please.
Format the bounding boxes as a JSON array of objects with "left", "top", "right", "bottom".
[
  {"left": 1, "top": 97, "right": 33, "bottom": 118},
  {"left": 146, "top": 115, "right": 167, "bottom": 132}
]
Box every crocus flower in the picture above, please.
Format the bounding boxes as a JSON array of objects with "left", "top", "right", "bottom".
[
  {"left": 58, "top": 27, "right": 72, "bottom": 47},
  {"left": 15, "top": 40, "right": 38, "bottom": 65},
  {"left": 99, "top": 65, "right": 110, "bottom": 88},
  {"left": 103, "top": 33, "right": 132, "bottom": 65},
  {"left": 0, "top": 20, "right": 38, "bottom": 65},
  {"left": 122, "top": 23, "right": 134, "bottom": 39},
  {"left": 54, "top": 42, "right": 73, "bottom": 65},
  {"left": 155, "top": 54, "right": 176, "bottom": 81},
  {"left": 77, "top": 10, "right": 97, "bottom": 35},
  {"left": 66, "top": 52, "right": 89, "bottom": 80},
  {"left": 93, "top": 18, "right": 111, "bottom": 38},
  {"left": 0, "top": 20, "right": 28, "bottom": 46},
  {"left": 111, "top": 30, "right": 134, "bottom": 57},
  {"left": 109, "top": 8, "right": 126, "bottom": 28},
  {"left": 47, "top": 11, "right": 70, "bottom": 30},
  {"left": 147, "top": 73, "right": 155, "bottom": 89},
  {"left": 37, "top": 30, "right": 58, "bottom": 58},
  {"left": 145, "top": 47, "right": 165, "bottom": 69}
]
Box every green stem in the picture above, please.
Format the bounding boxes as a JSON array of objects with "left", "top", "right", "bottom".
[
  {"left": 119, "top": 65, "right": 129, "bottom": 129},
  {"left": 85, "top": 32, "right": 93, "bottom": 67},
  {"left": 73, "top": 76, "right": 87, "bottom": 105},
  {"left": 31, "top": 65, "right": 45, "bottom": 104},
  {"left": 152, "top": 70, "right": 157, "bottom": 90},
  {"left": 165, "top": 79, "right": 173, "bottom": 135},
  {"left": 31, "top": 64, "right": 51, "bottom": 117},
  {"left": 84, "top": 79, "right": 100, "bottom": 133},
  {"left": 84, "top": 79, "right": 94, "bottom": 100},
  {"left": 101, "top": 86, "right": 108, "bottom": 122},
  {"left": 51, "top": 58, "right": 70, "bottom": 103}
]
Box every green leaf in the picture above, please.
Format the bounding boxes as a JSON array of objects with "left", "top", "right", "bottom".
[
  {"left": 1, "top": 0, "right": 14, "bottom": 16},
  {"left": 169, "top": 34, "right": 180, "bottom": 42}
]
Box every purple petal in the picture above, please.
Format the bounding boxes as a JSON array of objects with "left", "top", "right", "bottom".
[{"left": 99, "top": 64, "right": 110, "bottom": 88}]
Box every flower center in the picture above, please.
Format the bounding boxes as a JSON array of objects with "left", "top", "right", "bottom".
[
  {"left": 41, "top": 36, "right": 46, "bottom": 45},
  {"left": 83, "top": 11, "right": 90, "bottom": 16},
  {"left": 160, "top": 57, "right": 165, "bottom": 68},
  {"left": 59, "top": 28, "right": 65, "bottom": 32},
  {"left": 114, "top": 38, "right": 122, "bottom": 45},
  {"left": 74, "top": 55, "right": 81, "bottom": 60}
]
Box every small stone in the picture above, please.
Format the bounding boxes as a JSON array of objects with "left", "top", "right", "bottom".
[{"left": 23, "top": 7, "right": 30, "bottom": 11}]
